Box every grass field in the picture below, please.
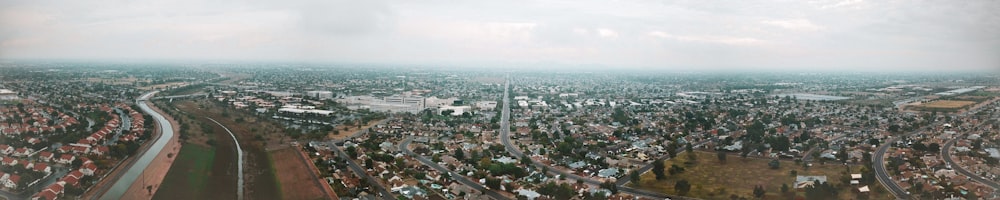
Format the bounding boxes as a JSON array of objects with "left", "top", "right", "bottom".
[
  {"left": 153, "top": 144, "right": 216, "bottom": 200},
  {"left": 632, "top": 151, "right": 890, "bottom": 200},
  {"left": 920, "top": 100, "right": 976, "bottom": 109}
]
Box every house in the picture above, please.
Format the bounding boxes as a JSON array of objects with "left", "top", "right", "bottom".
[
  {"left": 449, "top": 182, "right": 480, "bottom": 196},
  {"left": 67, "top": 170, "right": 84, "bottom": 179},
  {"left": 31, "top": 189, "right": 59, "bottom": 200},
  {"left": 0, "top": 144, "right": 12, "bottom": 154},
  {"left": 13, "top": 147, "right": 30, "bottom": 157},
  {"left": 81, "top": 163, "right": 97, "bottom": 176},
  {"left": 59, "top": 175, "right": 79, "bottom": 187},
  {"left": 5, "top": 174, "right": 20, "bottom": 189},
  {"left": 2, "top": 157, "right": 17, "bottom": 166},
  {"left": 34, "top": 163, "right": 51, "bottom": 173},
  {"left": 795, "top": 176, "right": 828, "bottom": 189},
  {"left": 32, "top": 183, "right": 63, "bottom": 200},
  {"left": 37, "top": 151, "right": 54, "bottom": 162},
  {"left": 57, "top": 154, "right": 75, "bottom": 164},
  {"left": 91, "top": 146, "right": 109, "bottom": 156}
]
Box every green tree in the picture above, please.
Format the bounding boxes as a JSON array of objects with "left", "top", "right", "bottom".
[
  {"left": 769, "top": 159, "right": 780, "bottom": 169},
  {"left": 753, "top": 185, "right": 766, "bottom": 198},
  {"left": 717, "top": 151, "right": 727, "bottom": 163},
  {"left": 653, "top": 159, "right": 666, "bottom": 180},
  {"left": 630, "top": 170, "right": 641, "bottom": 183},
  {"left": 600, "top": 180, "right": 618, "bottom": 194},
  {"left": 675, "top": 180, "right": 692, "bottom": 195}
]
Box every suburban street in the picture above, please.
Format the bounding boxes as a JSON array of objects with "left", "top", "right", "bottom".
[
  {"left": 330, "top": 142, "right": 394, "bottom": 198},
  {"left": 399, "top": 137, "right": 511, "bottom": 200}
]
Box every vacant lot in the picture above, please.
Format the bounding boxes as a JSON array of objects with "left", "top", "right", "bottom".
[
  {"left": 271, "top": 147, "right": 333, "bottom": 200},
  {"left": 328, "top": 120, "right": 382, "bottom": 140},
  {"left": 633, "top": 151, "right": 891, "bottom": 200},
  {"left": 920, "top": 100, "right": 976, "bottom": 109}
]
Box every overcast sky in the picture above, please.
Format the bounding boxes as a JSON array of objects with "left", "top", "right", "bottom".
[{"left": 1, "top": 0, "right": 997, "bottom": 71}]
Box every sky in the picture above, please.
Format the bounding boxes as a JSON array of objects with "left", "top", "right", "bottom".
[{"left": 0, "top": 0, "right": 998, "bottom": 71}]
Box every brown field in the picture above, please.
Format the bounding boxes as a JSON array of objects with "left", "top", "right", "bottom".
[
  {"left": 140, "top": 82, "right": 190, "bottom": 90},
  {"left": 919, "top": 100, "right": 976, "bottom": 109},
  {"left": 86, "top": 77, "right": 146, "bottom": 85},
  {"left": 327, "top": 120, "right": 383, "bottom": 140},
  {"left": 271, "top": 147, "right": 335, "bottom": 200},
  {"left": 633, "top": 151, "right": 892, "bottom": 200}
]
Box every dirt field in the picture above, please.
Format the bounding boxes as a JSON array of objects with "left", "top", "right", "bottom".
[
  {"left": 633, "top": 151, "right": 892, "bottom": 200},
  {"left": 327, "top": 120, "right": 383, "bottom": 140},
  {"left": 271, "top": 147, "right": 336, "bottom": 200},
  {"left": 919, "top": 100, "right": 976, "bottom": 109},
  {"left": 140, "top": 82, "right": 190, "bottom": 90}
]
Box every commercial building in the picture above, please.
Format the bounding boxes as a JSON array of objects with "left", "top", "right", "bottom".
[
  {"left": 0, "top": 89, "right": 16, "bottom": 100},
  {"left": 306, "top": 91, "right": 334, "bottom": 99}
]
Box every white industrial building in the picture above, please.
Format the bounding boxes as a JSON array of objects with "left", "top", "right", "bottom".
[
  {"left": 306, "top": 91, "right": 334, "bottom": 99},
  {"left": 0, "top": 89, "right": 16, "bottom": 100}
]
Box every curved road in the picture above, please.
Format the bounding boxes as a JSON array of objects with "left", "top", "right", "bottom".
[
  {"left": 941, "top": 112, "right": 1000, "bottom": 199},
  {"left": 400, "top": 137, "right": 511, "bottom": 200},
  {"left": 873, "top": 133, "right": 912, "bottom": 200},
  {"left": 497, "top": 79, "right": 681, "bottom": 200},
  {"left": 206, "top": 117, "right": 245, "bottom": 200},
  {"left": 98, "top": 91, "right": 176, "bottom": 200}
]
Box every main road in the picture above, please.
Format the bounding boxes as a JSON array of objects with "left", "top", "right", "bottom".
[
  {"left": 400, "top": 137, "right": 511, "bottom": 200},
  {"left": 97, "top": 91, "right": 176, "bottom": 200},
  {"left": 941, "top": 109, "right": 1000, "bottom": 199},
  {"left": 496, "top": 78, "right": 682, "bottom": 199}
]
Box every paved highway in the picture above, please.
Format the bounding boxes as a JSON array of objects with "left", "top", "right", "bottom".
[
  {"left": 400, "top": 137, "right": 511, "bottom": 200},
  {"left": 496, "top": 78, "right": 681, "bottom": 199},
  {"left": 873, "top": 132, "right": 913, "bottom": 200}
]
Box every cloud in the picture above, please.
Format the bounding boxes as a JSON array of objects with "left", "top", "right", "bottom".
[
  {"left": 0, "top": 0, "right": 997, "bottom": 71},
  {"left": 648, "top": 31, "right": 765, "bottom": 46},
  {"left": 597, "top": 29, "right": 618, "bottom": 38},
  {"left": 761, "top": 19, "right": 824, "bottom": 31}
]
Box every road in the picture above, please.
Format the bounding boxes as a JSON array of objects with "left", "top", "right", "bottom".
[
  {"left": 206, "top": 117, "right": 245, "bottom": 200},
  {"left": 329, "top": 142, "right": 394, "bottom": 198},
  {"left": 496, "top": 78, "right": 681, "bottom": 199},
  {"left": 873, "top": 132, "right": 913, "bottom": 200},
  {"left": 94, "top": 91, "right": 176, "bottom": 200},
  {"left": 400, "top": 137, "right": 511, "bottom": 200},
  {"left": 941, "top": 109, "right": 1000, "bottom": 199}
]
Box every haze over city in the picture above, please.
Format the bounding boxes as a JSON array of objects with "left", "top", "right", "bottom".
[
  {"left": 2, "top": 1, "right": 1000, "bottom": 200},
  {"left": 2, "top": 0, "right": 999, "bottom": 71}
]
